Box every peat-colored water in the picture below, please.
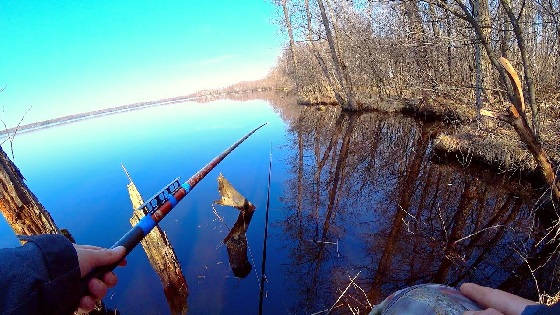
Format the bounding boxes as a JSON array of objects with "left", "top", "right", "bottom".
[{"left": 0, "top": 95, "right": 557, "bottom": 314}]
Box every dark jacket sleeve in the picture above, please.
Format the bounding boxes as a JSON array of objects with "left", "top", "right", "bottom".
[
  {"left": 522, "top": 303, "right": 560, "bottom": 315},
  {"left": 0, "top": 234, "right": 82, "bottom": 315}
]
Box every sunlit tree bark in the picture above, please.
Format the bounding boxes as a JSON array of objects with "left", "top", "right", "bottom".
[
  {"left": 0, "top": 146, "right": 59, "bottom": 238},
  {"left": 282, "top": 0, "right": 300, "bottom": 94},
  {"left": 316, "top": 0, "right": 359, "bottom": 111}
]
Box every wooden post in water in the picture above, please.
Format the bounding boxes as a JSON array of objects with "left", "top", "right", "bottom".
[{"left": 122, "top": 164, "right": 188, "bottom": 315}]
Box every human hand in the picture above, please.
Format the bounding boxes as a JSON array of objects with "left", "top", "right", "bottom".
[
  {"left": 461, "top": 283, "right": 538, "bottom": 315},
  {"left": 73, "top": 244, "right": 127, "bottom": 312}
]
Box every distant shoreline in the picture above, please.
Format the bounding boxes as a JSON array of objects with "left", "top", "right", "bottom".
[
  {"left": 0, "top": 94, "right": 198, "bottom": 137},
  {"left": 0, "top": 84, "right": 277, "bottom": 137}
]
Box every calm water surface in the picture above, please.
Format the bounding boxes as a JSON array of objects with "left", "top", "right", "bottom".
[{"left": 0, "top": 97, "right": 556, "bottom": 314}]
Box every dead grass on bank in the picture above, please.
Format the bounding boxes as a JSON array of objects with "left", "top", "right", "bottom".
[
  {"left": 402, "top": 96, "right": 477, "bottom": 122},
  {"left": 543, "top": 291, "right": 560, "bottom": 306},
  {"left": 434, "top": 125, "right": 538, "bottom": 174},
  {"left": 197, "top": 78, "right": 558, "bottom": 179},
  {"left": 434, "top": 114, "right": 560, "bottom": 176},
  {"left": 296, "top": 89, "right": 478, "bottom": 122}
]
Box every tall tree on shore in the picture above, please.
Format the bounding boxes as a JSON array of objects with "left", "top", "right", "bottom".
[
  {"left": 281, "top": 0, "right": 300, "bottom": 94},
  {"left": 303, "top": 0, "right": 346, "bottom": 106},
  {"left": 316, "top": 0, "right": 359, "bottom": 111},
  {"left": 500, "top": 0, "right": 540, "bottom": 136}
]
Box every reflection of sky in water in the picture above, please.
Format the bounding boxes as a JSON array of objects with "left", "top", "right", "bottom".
[
  {"left": 0, "top": 100, "right": 293, "bottom": 314},
  {"left": 1, "top": 99, "right": 545, "bottom": 314}
]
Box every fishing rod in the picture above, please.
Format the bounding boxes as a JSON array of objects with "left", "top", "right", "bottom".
[{"left": 81, "top": 122, "right": 267, "bottom": 295}]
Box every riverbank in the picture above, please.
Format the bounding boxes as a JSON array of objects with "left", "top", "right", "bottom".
[
  {"left": 3, "top": 79, "right": 557, "bottom": 184},
  {"left": 205, "top": 80, "right": 559, "bottom": 184}
]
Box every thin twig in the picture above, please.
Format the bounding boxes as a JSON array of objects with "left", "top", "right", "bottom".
[
  {"left": 453, "top": 224, "right": 504, "bottom": 244},
  {"left": 327, "top": 271, "right": 361, "bottom": 314},
  {"left": 352, "top": 282, "right": 373, "bottom": 309}
]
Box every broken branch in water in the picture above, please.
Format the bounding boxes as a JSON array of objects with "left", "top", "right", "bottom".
[
  {"left": 215, "top": 173, "right": 255, "bottom": 212},
  {"left": 214, "top": 173, "right": 256, "bottom": 278}
]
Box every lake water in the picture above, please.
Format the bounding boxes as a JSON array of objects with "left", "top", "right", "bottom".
[{"left": 0, "top": 95, "right": 557, "bottom": 314}]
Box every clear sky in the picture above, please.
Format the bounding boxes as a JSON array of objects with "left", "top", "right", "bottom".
[{"left": 0, "top": 1, "right": 282, "bottom": 125}]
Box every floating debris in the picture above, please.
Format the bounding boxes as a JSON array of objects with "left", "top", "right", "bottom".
[
  {"left": 214, "top": 174, "right": 256, "bottom": 278},
  {"left": 215, "top": 173, "right": 255, "bottom": 212}
]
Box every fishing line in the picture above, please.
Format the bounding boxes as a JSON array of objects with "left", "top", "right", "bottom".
[
  {"left": 259, "top": 145, "right": 272, "bottom": 315},
  {"left": 246, "top": 234, "right": 261, "bottom": 287}
]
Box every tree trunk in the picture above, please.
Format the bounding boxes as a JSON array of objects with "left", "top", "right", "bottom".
[
  {"left": 474, "top": 0, "right": 483, "bottom": 119},
  {"left": 304, "top": 0, "right": 346, "bottom": 105},
  {"left": 316, "top": 0, "right": 359, "bottom": 111},
  {"left": 0, "top": 146, "right": 59, "bottom": 239},
  {"left": 448, "top": 0, "right": 516, "bottom": 104},
  {"left": 498, "top": 58, "right": 560, "bottom": 202},
  {"left": 282, "top": 0, "right": 300, "bottom": 94},
  {"left": 124, "top": 166, "right": 188, "bottom": 314},
  {"left": 500, "top": 0, "right": 540, "bottom": 136},
  {"left": 478, "top": 0, "right": 495, "bottom": 105}
]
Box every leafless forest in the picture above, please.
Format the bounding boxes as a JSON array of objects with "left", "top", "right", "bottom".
[{"left": 266, "top": 0, "right": 559, "bottom": 203}]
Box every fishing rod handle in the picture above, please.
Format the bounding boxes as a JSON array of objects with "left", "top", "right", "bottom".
[{"left": 79, "top": 224, "right": 146, "bottom": 297}]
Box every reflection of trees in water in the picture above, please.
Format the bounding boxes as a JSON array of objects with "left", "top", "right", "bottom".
[{"left": 275, "top": 104, "right": 559, "bottom": 313}]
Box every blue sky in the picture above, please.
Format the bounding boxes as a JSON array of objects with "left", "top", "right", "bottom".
[{"left": 0, "top": 1, "right": 282, "bottom": 124}]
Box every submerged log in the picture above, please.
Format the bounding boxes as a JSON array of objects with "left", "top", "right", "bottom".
[
  {"left": 0, "top": 146, "right": 59, "bottom": 238},
  {"left": 122, "top": 165, "right": 188, "bottom": 315},
  {"left": 215, "top": 174, "right": 256, "bottom": 278}
]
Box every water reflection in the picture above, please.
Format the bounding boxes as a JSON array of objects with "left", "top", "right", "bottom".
[
  {"left": 223, "top": 210, "right": 255, "bottom": 278},
  {"left": 122, "top": 165, "right": 188, "bottom": 315},
  {"left": 3, "top": 95, "right": 559, "bottom": 313},
  {"left": 273, "top": 102, "right": 559, "bottom": 313}
]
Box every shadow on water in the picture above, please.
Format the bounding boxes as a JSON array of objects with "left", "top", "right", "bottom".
[{"left": 268, "top": 96, "right": 560, "bottom": 314}]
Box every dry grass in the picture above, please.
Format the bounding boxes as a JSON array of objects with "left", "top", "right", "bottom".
[
  {"left": 541, "top": 291, "right": 560, "bottom": 306},
  {"left": 434, "top": 119, "right": 560, "bottom": 175},
  {"left": 198, "top": 76, "right": 559, "bottom": 181},
  {"left": 402, "top": 96, "right": 477, "bottom": 122}
]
